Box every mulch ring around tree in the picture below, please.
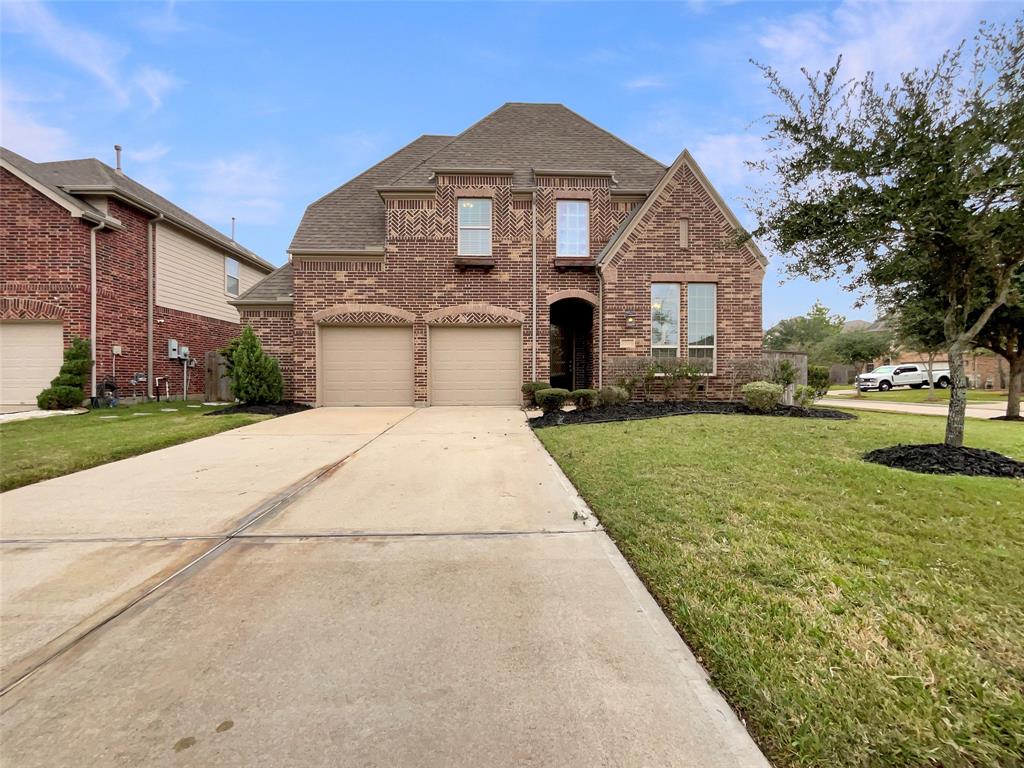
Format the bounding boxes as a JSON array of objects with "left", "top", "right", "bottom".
[
  {"left": 529, "top": 400, "right": 856, "bottom": 428},
  {"left": 204, "top": 402, "right": 312, "bottom": 417},
  {"left": 863, "top": 444, "right": 1024, "bottom": 479}
]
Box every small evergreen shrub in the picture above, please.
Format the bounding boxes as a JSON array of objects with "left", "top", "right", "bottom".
[
  {"left": 228, "top": 327, "right": 284, "bottom": 405},
  {"left": 794, "top": 384, "right": 817, "bottom": 408},
  {"left": 534, "top": 388, "right": 571, "bottom": 414},
  {"left": 770, "top": 359, "right": 798, "bottom": 387},
  {"left": 521, "top": 380, "right": 551, "bottom": 405},
  {"left": 36, "top": 336, "right": 91, "bottom": 409},
  {"left": 808, "top": 365, "right": 830, "bottom": 396},
  {"left": 741, "top": 381, "right": 784, "bottom": 413},
  {"left": 596, "top": 385, "right": 630, "bottom": 406},
  {"left": 570, "top": 389, "right": 598, "bottom": 409}
]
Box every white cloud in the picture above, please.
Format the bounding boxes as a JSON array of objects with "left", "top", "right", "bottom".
[
  {"left": 134, "top": 66, "right": 180, "bottom": 111},
  {"left": 0, "top": 100, "right": 74, "bottom": 159},
  {"left": 137, "top": 0, "right": 186, "bottom": 34},
  {"left": 623, "top": 75, "right": 667, "bottom": 90},
  {"left": 690, "top": 132, "right": 765, "bottom": 191},
  {"left": 188, "top": 153, "right": 284, "bottom": 228},
  {"left": 126, "top": 142, "right": 171, "bottom": 163}
]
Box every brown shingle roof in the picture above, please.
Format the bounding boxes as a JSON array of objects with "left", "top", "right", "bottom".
[
  {"left": 231, "top": 263, "right": 294, "bottom": 305},
  {"left": 289, "top": 134, "right": 452, "bottom": 252}
]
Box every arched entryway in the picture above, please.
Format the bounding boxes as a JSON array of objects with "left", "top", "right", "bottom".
[{"left": 549, "top": 297, "right": 594, "bottom": 391}]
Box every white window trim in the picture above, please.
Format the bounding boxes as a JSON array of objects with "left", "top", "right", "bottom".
[
  {"left": 686, "top": 282, "right": 717, "bottom": 375},
  {"left": 651, "top": 282, "right": 680, "bottom": 359},
  {"left": 457, "top": 197, "right": 493, "bottom": 257},
  {"left": 556, "top": 199, "right": 590, "bottom": 258},
  {"left": 225, "top": 256, "right": 240, "bottom": 297}
]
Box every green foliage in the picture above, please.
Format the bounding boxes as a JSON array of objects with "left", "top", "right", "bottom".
[
  {"left": 597, "top": 386, "right": 630, "bottom": 406},
  {"left": 534, "top": 388, "right": 571, "bottom": 414},
  {"left": 770, "top": 359, "right": 797, "bottom": 387},
  {"left": 764, "top": 301, "right": 845, "bottom": 360},
  {"left": 793, "top": 384, "right": 817, "bottom": 408},
  {"left": 521, "top": 380, "right": 551, "bottom": 405},
  {"left": 820, "top": 331, "right": 894, "bottom": 372},
  {"left": 36, "top": 336, "right": 91, "bottom": 410},
  {"left": 807, "top": 365, "right": 831, "bottom": 396},
  {"left": 608, "top": 356, "right": 652, "bottom": 398},
  {"left": 570, "top": 389, "right": 598, "bottom": 410},
  {"left": 741, "top": 381, "right": 784, "bottom": 413},
  {"left": 228, "top": 327, "right": 283, "bottom": 405}
]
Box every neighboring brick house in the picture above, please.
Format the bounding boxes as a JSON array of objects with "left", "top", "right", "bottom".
[
  {"left": 0, "top": 147, "right": 273, "bottom": 409},
  {"left": 235, "top": 103, "right": 766, "bottom": 406}
]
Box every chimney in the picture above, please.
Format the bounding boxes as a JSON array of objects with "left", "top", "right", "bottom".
[
  {"left": 114, "top": 144, "right": 123, "bottom": 174},
  {"left": 231, "top": 216, "right": 236, "bottom": 241}
]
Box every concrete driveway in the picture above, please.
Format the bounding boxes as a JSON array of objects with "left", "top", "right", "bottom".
[{"left": 1, "top": 407, "right": 767, "bottom": 767}]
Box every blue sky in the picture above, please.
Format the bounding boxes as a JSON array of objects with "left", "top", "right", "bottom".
[{"left": 3, "top": 0, "right": 1016, "bottom": 326}]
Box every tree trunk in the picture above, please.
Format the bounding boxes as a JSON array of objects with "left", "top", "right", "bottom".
[
  {"left": 926, "top": 352, "right": 936, "bottom": 402},
  {"left": 944, "top": 346, "right": 968, "bottom": 447},
  {"left": 1006, "top": 356, "right": 1022, "bottom": 420}
]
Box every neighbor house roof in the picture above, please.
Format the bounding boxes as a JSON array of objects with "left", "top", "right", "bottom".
[
  {"left": 231, "top": 263, "right": 294, "bottom": 305},
  {"left": 289, "top": 134, "right": 453, "bottom": 253},
  {"left": 1, "top": 146, "right": 272, "bottom": 272}
]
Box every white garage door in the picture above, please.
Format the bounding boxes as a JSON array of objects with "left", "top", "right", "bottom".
[
  {"left": 0, "top": 322, "right": 64, "bottom": 408},
  {"left": 321, "top": 326, "right": 414, "bottom": 406},
  {"left": 430, "top": 326, "right": 521, "bottom": 405}
]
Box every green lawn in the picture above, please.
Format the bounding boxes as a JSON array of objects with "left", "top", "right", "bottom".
[
  {"left": 827, "top": 387, "right": 1009, "bottom": 404},
  {"left": 536, "top": 411, "right": 1024, "bottom": 768},
  {"left": 0, "top": 402, "right": 269, "bottom": 492}
]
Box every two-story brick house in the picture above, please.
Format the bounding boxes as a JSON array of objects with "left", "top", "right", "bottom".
[
  {"left": 0, "top": 147, "right": 273, "bottom": 409},
  {"left": 235, "top": 103, "right": 766, "bottom": 406}
]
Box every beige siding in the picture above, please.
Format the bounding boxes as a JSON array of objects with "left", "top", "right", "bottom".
[{"left": 155, "top": 222, "right": 265, "bottom": 322}]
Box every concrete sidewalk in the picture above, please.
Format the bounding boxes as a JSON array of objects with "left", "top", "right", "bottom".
[
  {"left": 0, "top": 407, "right": 768, "bottom": 767},
  {"left": 819, "top": 396, "right": 1007, "bottom": 419}
]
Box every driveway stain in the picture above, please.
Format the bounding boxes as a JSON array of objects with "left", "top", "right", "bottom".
[
  {"left": 216, "top": 720, "right": 234, "bottom": 733},
  {"left": 173, "top": 736, "right": 196, "bottom": 752}
]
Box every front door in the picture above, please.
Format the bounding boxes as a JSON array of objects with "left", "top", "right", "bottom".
[{"left": 549, "top": 324, "right": 573, "bottom": 390}]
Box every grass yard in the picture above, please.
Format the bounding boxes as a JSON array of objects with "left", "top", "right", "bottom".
[
  {"left": 0, "top": 402, "right": 269, "bottom": 492},
  {"left": 537, "top": 411, "right": 1023, "bottom": 768},
  {"left": 828, "top": 387, "right": 1009, "bottom": 404}
]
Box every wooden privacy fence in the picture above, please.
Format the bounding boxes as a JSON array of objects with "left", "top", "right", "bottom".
[
  {"left": 204, "top": 350, "right": 232, "bottom": 402},
  {"left": 764, "top": 351, "right": 808, "bottom": 385}
]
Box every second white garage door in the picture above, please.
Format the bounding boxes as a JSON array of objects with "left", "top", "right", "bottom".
[
  {"left": 321, "top": 326, "right": 414, "bottom": 406},
  {"left": 0, "top": 321, "right": 64, "bottom": 409},
  {"left": 429, "top": 326, "right": 521, "bottom": 405}
]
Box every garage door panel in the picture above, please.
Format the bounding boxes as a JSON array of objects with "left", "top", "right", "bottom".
[
  {"left": 0, "top": 322, "right": 64, "bottom": 407},
  {"left": 430, "top": 326, "right": 521, "bottom": 406},
  {"left": 321, "top": 326, "right": 413, "bottom": 406}
]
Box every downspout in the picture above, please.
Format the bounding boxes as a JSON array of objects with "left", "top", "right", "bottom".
[
  {"left": 89, "top": 221, "right": 106, "bottom": 401},
  {"left": 531, "top": 189, "right": 538, "bottom": 381},
  {"left": 597, "top": 267, "right": 604, "bottom": 388},
  {"left": 147, "top": 214, "right": 165, "bottom": 400}
]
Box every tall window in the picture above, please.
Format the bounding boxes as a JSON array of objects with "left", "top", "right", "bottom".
[
  {"left": 650, "top": 283, "right": 680, "bottom": 359},
  {"left": 225, "top": 257, "right": 240, "bottom": 296},
  {"left": 687, "top": 283, "right": 716, "bottom": 372},
  {"left": 458, "top": 198, "right": 492, "bottom": 256},
  {"left": 556, "top": 200, "right": 589, "bottom": 257}
]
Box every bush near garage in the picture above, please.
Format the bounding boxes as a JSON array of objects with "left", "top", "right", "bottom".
[
  {"left": 521, "top": 380, "right": 551, "bottom": 405},
  {"left": 534, "top": 388, "right": 571, "bottom": 414},
  {"left": 742, "top": 382, "right": 784, "bottom": 413},
  {"left": 227, "top": 327, "right": 284, "bottom": 405},
  {"left": 36, "top": 336, "right": 91, "bottom": 410}
]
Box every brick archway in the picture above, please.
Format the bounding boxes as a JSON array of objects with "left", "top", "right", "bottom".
[
  {"left": 1, "top": 298, "right": 64, "bottom": 321},
  {"left": 423, "top": 303, "right": 525, "bottom": 325},
  {"left": 545, "top": 288, "right": 598, "bottom": 307},
  {"left": 313, "top": 303, "right": 415, "bottom": 325}
]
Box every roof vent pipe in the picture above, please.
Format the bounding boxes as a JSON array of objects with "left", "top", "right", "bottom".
[
  {"left": 114, "top": 144, "right": 123, "bottom": 174},
  {"left": 231, "top": 216, "right": 236, "bottom": 241}
]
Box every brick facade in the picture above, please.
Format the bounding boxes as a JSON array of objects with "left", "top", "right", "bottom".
[
  {"left": 1, "top": 168, "right": 254, "bottom": 401},
  {"left": 244, "top": 161, "right": 765, "bottom": 405}
]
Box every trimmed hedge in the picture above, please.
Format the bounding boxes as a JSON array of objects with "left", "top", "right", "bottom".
[
  {"left": 521, "top": 380, "right": 551, "bottom": 405},
  {"left": 534, "top": 388, "right": 571, "bottom": 414},
  {"left": 37, "top": 336, "right": 90, "bottom": 410},
  {"left": 570, "top": 389, "right": 598, "bottom": 410},
  {"left": 741, "top": 381, "right": 784, "bottom": 413},
  {"left": 596, "top": 385, "right": 630, "bottom": 406}
]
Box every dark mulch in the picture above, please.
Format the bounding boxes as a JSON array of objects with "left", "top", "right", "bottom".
[
  {"left": 863, "top": 443, "right": 1024, "bottom": 478},
  {"left": 205, "top": 401, "right": 311, "bottom": 417},
  {"left": 529, "top": 400, "right": 856, "bottom": 428}
]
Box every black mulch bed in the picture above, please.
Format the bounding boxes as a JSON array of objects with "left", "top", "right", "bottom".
[
  {"left": 529, "top": 400, "right": 856, "bottom": 428},
  {"left": 205, "top": 401, "right": 312, "bottom": 417},
  {"left": 864, "top": 444, "right": 1024, "bottom": 478}
]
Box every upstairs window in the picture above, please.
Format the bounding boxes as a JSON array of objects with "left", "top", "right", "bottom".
[
  {"left": 458, "top": 198, "right": 492, "bottom": 256},
  {"left": 556, "top": 200, "right": 589, "bottom": 257},
  {"left": 651, "top": 283, "right": 680, "bottom": 359},
  {"left": 687, "top": 283, "right": 716, "bottom": 372},
  {"left": 225, "top": 257, "right": 240, "bottom": 296}
]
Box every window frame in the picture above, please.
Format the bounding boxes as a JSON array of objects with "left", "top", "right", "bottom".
[
  {"left": 556, "top": 199, "right": 590, "bottom": 258},
  {"left": 686, "top": 282, "right": 717, "bottom": 375},
  {"left": 225, "top": 256, "right": 240, "bottom": 297},
  {"left": 457, "top": 197, "right": 493, "bottom": 257},
  {"left": 650, "top": 282, "right": 681, "bottom": 360}
]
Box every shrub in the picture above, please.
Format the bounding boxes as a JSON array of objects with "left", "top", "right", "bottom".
[
  {"left": 534, "top": 388, "right": 571, "bottom": 414},
  {"left": 794, "top": 384, "right": 817, "bottom": 408},
  {"left": 608, "top": 356, "right": 653, "bottom": 399},
  {"left": 36, "top": 336, "right": 91, "bottom": 410},
  {"left": 770, "top": 359, "right": 798, "bottom": 387},
  {"left": 521, "top": 380, "right": 551, "bottom": 405},
  {"left": 808, "top": 365, "right": 830, "bottom": 396},
  {"left": 741, "top": 381, "right": 784, "bottom": 413},
  {"left": 570, "top": 389, "right": 598, "bottom": 409},
  {"left": 228, "top": 326, "right": 284, "bottom": 405},
  {"left": 596, "top": 385, "right": 630, "bottom": 406}
]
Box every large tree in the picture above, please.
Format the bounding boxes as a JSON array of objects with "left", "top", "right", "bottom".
[
  {"left": 764, "top": 301, "right": 845, "bottom": 362},
  {"left": 747, "top": 18, "right": 1024, "bottom": 446},
  {"left": 971, "top": 273, "right": 1024, "bottom": 419},
  {"left": 892, "top": 301, "right": 948, "bottom": 402}
]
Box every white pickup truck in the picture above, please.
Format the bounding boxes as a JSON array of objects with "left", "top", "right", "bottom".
[{"left": 856, "top": 363, "right": 951, "bottom": 392}]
